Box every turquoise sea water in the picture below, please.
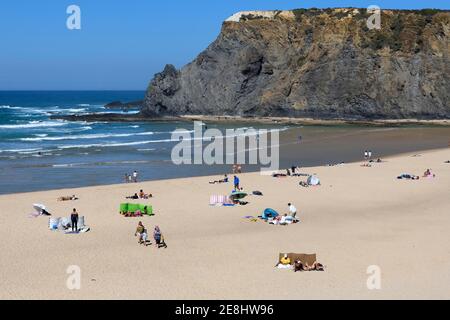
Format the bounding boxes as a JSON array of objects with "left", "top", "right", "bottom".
[{"left": 0, "top": 91, "right": 289, "bottom": 194}]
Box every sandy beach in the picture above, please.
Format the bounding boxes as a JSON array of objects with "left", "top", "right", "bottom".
[{"left": 0, "top": 148, "right": 449, "bottom": 300}]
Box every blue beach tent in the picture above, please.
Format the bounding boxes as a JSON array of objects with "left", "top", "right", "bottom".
[{"left": 262, "top": 208, "right": 279, "bottom": 220}]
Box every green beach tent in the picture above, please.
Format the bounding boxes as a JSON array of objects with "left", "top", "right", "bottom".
[{"left": 119, "top": 203, "right": 153, "bottom": 216}]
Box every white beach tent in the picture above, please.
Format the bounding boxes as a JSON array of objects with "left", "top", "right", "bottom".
[{"left": 307, "top": 175, "right": 320, "bottom": 186}]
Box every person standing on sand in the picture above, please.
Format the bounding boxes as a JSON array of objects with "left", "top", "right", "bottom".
[
  {"left": 234, "top": 175, "right": 240, "bottom": 191},
  {"left": 133, "top": 171, "right": 138, "bottom": 183},
  {"left": 71, "top": 208, "right": 79, "bottom": 232},
  {"left": 364, "top": 150, "right": 369, "bottom": 160},
  {"left": 125, "top": 174, "right": 129, "bottom": 183}
]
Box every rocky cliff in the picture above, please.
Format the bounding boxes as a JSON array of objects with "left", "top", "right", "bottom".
[{"left": 142, "top": 8, "right": 450, "bottom": 119}]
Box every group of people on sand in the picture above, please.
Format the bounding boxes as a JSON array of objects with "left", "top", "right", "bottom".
[
  {"left": 276, "top": 254, "right": 324, "bottom": 272},
  {"left": 270, "top": 203, "right": 299, "bottom": 225},
  {"left": 124, "top": 171, "right": 139, "bottom": 183},
  {"left": 126, "top": 189, "right": 152, "bottom": 200},
  {"left": 135, "top": 222, "right": 167, "bottom": 249},
  {"left": 232, "top": 164, "right": 242, "bottom": 174}
]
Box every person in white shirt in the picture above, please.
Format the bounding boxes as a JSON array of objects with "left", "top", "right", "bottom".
[
  {"left": 288, "top": 203, "right": 297, "bottom": 219},
  {"left": 132, "top": 171, "right": 138, "bottom": 183}
]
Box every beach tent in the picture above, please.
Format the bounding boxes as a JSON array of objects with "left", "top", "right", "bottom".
[
  {"left": 230, "top": 191, "right": 248, "bottom": 200},
  {"left": 262, "top": 208, "right": 279, "bottom": 220},
  {"left": 120, "top": 203, "right": 153, "bottom": 216},
  {"left": 307, "top": 175, "right": 320, "bottom": 186}
]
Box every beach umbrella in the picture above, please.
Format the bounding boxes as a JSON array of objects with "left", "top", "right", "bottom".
[
  {"left": 33, "top": 204, "right": 46, "bottom": 214},
  {"left": 230, "top": 191, "right": 248, "bottom": 200}
]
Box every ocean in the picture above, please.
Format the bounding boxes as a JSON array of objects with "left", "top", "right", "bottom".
[{"left": 0, "top": 91, "right": 449, "bottom": 195}]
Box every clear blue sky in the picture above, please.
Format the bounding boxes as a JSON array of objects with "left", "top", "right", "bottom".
[{"left": 0, "top": 0, "right": 447, "bottom": 90}]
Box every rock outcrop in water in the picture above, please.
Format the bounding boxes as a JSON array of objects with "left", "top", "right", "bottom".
[{"left": 142, "top": 8, "right": 450, "bottom": 119}]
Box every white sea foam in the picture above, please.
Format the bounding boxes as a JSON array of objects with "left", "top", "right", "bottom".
[
  {"left": 18, "top": 131, "right": 156, "bottom": 142},
  {"left": 0, "top": 121, "right": 67, "bottom": 129},
  {"left": 0, "top": 147, "right": 43, "bottom": 153}
]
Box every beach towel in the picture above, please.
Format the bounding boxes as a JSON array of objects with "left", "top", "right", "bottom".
[{"left": 278, "top": 253, "right": 317, "bottom": 266}]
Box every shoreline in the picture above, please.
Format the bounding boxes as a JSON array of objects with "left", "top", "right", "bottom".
[
  {"left": 1, "top": 146, "right": 447, "bottom": 198},
  {"left": 52, "top": 113, "right": 450, "bottom": 127}
]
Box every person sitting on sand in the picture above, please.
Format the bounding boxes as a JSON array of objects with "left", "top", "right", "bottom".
[
  {"left": 423, "top": 169, "right": 436, "bottom": 178},
  {"left": 135, "top": 221, "right": 148, "bottom": 245},
  {"left": 138, "top": 190, "right": 152, "bottom": 199},
  {"left": 275, "top": 254, "right": 292, "bottom": 269},
  {"left": 288, "top": 203, "right": 297, "bottom": 219},
  {"left": 58, "top": 195, "right": 78, "bottom": 202},
  {"left": 294, "top": 260, "right": 307, "bottom": 272}
]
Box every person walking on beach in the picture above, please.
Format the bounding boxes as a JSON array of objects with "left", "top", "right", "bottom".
[
  {"left": 153, "top": 226, "right": 167, "bottom": 249},
  {"left": 368, "top": 150, "right": 373, "bottom": 160},
  {"left": 364, "top": 150, "right": 369, "bottom": 160},
  {"left": 125, "top": 174, "right": 129, "bottom": 183},
  {"left": 234, "top": 175, "right": 240, "bottom": 191},
  {"left": 133, "top": 171, "right": 138, "bottom": 183},
  {"left": 71, "top": 208, "right": 79, "bottom": 232},
  {"left": 135, "top": 221, "right": 148, "bottom": 245}
]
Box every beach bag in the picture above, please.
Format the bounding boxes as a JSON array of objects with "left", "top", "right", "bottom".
[{"left": 49, "top": 217, "right": 60, "bottom": 230}]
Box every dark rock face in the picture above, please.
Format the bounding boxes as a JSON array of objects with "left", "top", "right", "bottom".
[
  {"left": 143, "top": 8, "right": 450, "bottom": 119},
  {"left": 105, "top": 100, "right": 143, "bottom": 109}
]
